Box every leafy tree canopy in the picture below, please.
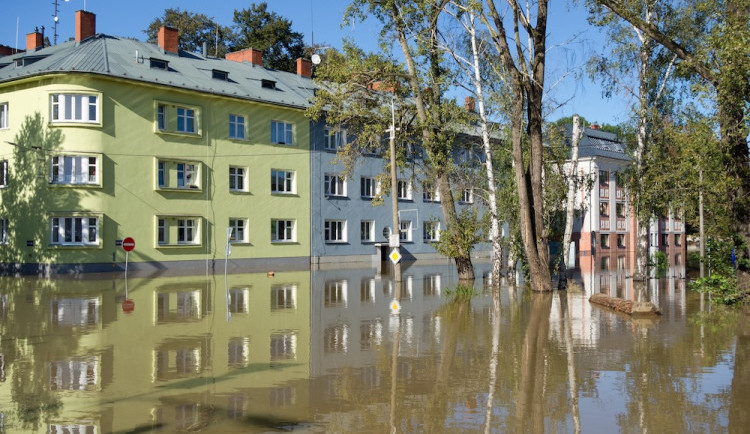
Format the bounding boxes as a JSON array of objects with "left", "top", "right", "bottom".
[
  {"left": 232, "top": 3, "right": 306, "bottom": 72},
  {"left": 144, "top": 8, "right": 234, "bottom": 57},
  {"left": 144, "top": 3, "right": 306, "bottom": 72}
]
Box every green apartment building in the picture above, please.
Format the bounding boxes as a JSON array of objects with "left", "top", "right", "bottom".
[{"left": 0, "top": 11, "right": 313, "bottom": 274}]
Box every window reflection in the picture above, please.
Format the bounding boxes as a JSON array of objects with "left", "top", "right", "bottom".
[
  {"left": 360, "top": 319, "right": 383, "bottom": 350},
  {"left": 228, "top": 288, "right": 249, "bottom": 314},
  {"left": 324, "top": 323, "right": 349, "bottom": 354},
  {"left": 271, "top": 284, "right": 296, "bottom": 310},
  {"left": 270, "top": 386, "right": 296, "bottom": 407},
  {"left": 227, "top": 393, "right": 247, "bottom": 420},
  {"left": 423, "top": 274, "right": 441, "bottom": 297},
  {"left": 50, "top": 297, "right": 99, "bottom": 327},
  {"left": 228, "top": 337, "right": 250, "bottom": 368},
  {"left": 270, "top": 332, "right": 297, "bottom": 361},
  {"left": 153, "top": 339, "right": 208, "bottom": 381},
  {"left": 324, "top": 280, "right": 347, "bottom": 307},
  {"left": 49, "top": 356, "right": 99, "bottom": 391},
  {"left": 48, "top": 423, "right": 98, "bottom": 434},
  {"left": 360, "top": 278, "right": 375, "bottom": 303},
  {"left": 156, "top": 290, "right": 202, "bottom": 322}
]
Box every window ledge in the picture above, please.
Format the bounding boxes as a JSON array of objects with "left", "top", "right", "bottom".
[
  {"left": 156, "top": 243, "right": 203, "bottom": 248},
  {"left": 48, "top": 183, "right": 102, "bottom": 188},
  {"left": 271, "top": 241, "right": 299, "bottom": 245},
  {"left": 155, "top": 130, "right": 202, "bottom": 139},
  {"left": 157, "top": 186, "right": 203, "bottom": 193}
]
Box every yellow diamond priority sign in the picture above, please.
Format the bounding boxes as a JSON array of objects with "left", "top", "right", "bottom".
[{"left": 389, "top": 249, "right": 402, "bottom": 264}]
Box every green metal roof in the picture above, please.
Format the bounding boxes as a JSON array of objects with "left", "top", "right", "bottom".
[{"left": 0, "top": 34, "right": 316, "bottom": 109}]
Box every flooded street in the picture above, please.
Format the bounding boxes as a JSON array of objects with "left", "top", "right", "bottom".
[{"left": 0, "top": 261, "right": 747, "bottom": 433}]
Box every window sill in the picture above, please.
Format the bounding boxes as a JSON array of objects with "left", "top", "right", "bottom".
[
  {"left": 49, "top": 121, "right": 101, "bottom": 128},
  {"left": 157, "top": 186, "right": 203, "bottom": 193},
  {"left": 49, "top": 183, "right": 102, "bottom": 188},
  {"left": 229, "top": 190, "right": 252, "bottom": 195},
  {"left": 271, "top": 192, "right": 299, "bottom": 197},
  {"left": 48, "top": 244, "right": 101, "bottom": 249},
  {"left": 324, "top": 241, "right": 349, "bottom": 245},
  {"left": 325, "top": 194, "right": 349, "bottom": 200},
  {"left": 156, "top": 243, "right": 203, "bottom": 248},
  {"left": 271, "top": 241, "right": 299, "bottom": 245},
  {"left": 155, "top": 130, "right": 203, "bottom": 139}
]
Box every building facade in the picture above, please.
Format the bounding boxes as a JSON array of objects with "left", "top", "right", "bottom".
[
  {"left": 570, "top": 126, "right": 686, "bottom": 282},
  {"left": 0, "top": 11, "right": 312, "bottom": 274},
  {"left": 0, "top": 11, "right": 489, "bottom": 275}
]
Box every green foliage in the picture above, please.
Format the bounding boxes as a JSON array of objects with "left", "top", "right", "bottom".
[
  {"left": 232, "top": 3, "right": 306, "bottom": 72},
  {"left": 144, "top": 8, "right": 234, "bottom": 57},
  {"left": 649, "top": 251, "right": 669, "bottom": 276},
  {"left": 690, "top": 238, "right": 747, "bottom": 305},
  {"left": 432, "top": 208, "right": 485, "bottom": 260},
  {"left": 144, "top": 3, "right": 306, "bottom": 72},
  {"left": 690, "top": 274, "right": 744, "bottom": 305},
  {"left": 444, "top": 283, "right": 478, "bottom": 299}
]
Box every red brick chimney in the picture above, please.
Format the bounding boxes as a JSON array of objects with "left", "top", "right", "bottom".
[
  {"left": 226, "top": 48, "right": 263, "bottom": 66},
  {"left": 590, "top": 124, "right": 599, "bottom": 130},
  {"left": 296, "top": 58, "right": 312, "bottom": 78},
  {"left": 465, "top": 97, "right": 476, "bottom": 113},
  {"left": 75, "top": 10, "right": 96, "bottom": 42},
  {"left": 26, "top": 29, "right": 43, "bottom": 51},
  {"left": 158, "top": 26, "right": 179, "bottom": 54}
]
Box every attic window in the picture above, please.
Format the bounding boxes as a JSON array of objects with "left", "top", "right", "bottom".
[
  {"left": 212, "top": 69, "right": 229, "bottom": 81},
  {"left": 261, "top": 79, "right": 276, "bottom": 90},
  {"left": 150, "top": 58, "right": 169, "bottom": 70},
  {"left": 15, "top": 57, "right": 42, "bottom": 67}
]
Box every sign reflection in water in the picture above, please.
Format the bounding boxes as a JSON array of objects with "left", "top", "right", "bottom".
[{"left": 0, "top": 261, "right": 745, "bottom": 433}]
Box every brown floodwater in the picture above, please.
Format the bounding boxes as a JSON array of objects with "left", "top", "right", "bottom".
[{"left": 0, "top": 261, "right": 747, "bottom": 433}]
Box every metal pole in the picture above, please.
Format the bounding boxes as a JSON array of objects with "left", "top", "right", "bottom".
[{"left": 388, "top": 98, "right": 401, "bottom": 282}]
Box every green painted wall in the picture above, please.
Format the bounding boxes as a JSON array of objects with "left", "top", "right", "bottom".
[{"left": 0, "top": 73, "right": 310, "bottom": 269}]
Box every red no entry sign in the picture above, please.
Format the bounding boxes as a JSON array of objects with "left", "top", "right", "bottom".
[
  {"left": 122, "top": 299, "right": 135, "bottom": 313},
  {"left": 122, "top": 237, "right": 135, "bottom": 252}
]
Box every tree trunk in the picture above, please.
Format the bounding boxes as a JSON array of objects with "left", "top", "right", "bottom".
[{"left": 561, "top": 115, "right": 582, "bottom": 280}]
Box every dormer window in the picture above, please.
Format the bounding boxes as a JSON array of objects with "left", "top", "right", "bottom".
[
  {"left": 261, "top": 79, "right": 276, "bottom": 90},
  {"left": 150, "top": 58, "right": 169, "bottom": 70},
  {"left": 212, "top": 69, "right": 229, "bottom": 81}
]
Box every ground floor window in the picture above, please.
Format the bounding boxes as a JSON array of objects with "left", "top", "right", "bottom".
[
  {"left": 50, "top": 216, "right": 98, "bottom": 246},
  {"left": 271, "top": 219, "right": 295, "bottom": 242},
  {"left": 325, "top": 220, "right": 347, "bottom": 243},
  {"left": 229, "top": 218, "right": 247, "bottom": 243},
  {"left": 360, "top": 220, "right": 374, "bottom": 242},
  {"left": 157, "top": 216, "right": 201, "bottom": 246},
  {"left": 399, "top": 221, "right": 412, "bottom": 242}
]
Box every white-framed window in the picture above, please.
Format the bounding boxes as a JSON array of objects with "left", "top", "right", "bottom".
[
  {"left": 397, "top": 180, "right": 412, "bottom": 200},
  {"left": 50, "top": 93, "right": 99, "bottom": 123},
  {"left": 422, "top": 182, "right": 439, "bottom": 202},
  {"left": 361, "top": 177, "right": 378, "bottom": 198},
  {"left": 154, "top": 101, "right": 201, "bottom": 135},
  {"left": 460, "top": 188, "right": 473, "bottom": 204},
  {"left": 271, "top": 121, "right": 294, "bottom": 145},
  {"left": 271, "top": 219, "right": 295, "bottom": 242},
  {"left": 229, "top": 166, "right": 247, "bottom": 192},
  {"left": 50, "top": 216, "right": 99, "bottom": 246},
  {"left": 324, "top": 174, "right": 346, "bottom": 197},
  {"left": 156, "top": 216, "right": 201, "bottom": 246},
  {"left": 157, "top": 104, "right": 166, "bottom": 130},
  {"left": 271, "top": 169, "right": 295, "bottom": 194},
  {"left": 360, "top": 220, "right": 375, "bottom": 242},
  {"left": 229, "top": 114, "right": 245, "bottom": 139},
  {"left": 0, "top": 160, "right": 8, "bottom": 187},
  {"left": 229, "top": 218, "right": 247, "bottom": 243},
  {"left": 324, "top": 126, "right": 346, "bottom": 150},
  {"left": 423, "top": 221, "right": 440, "bottom": 242},
  {"left": 0, "top": 218, "right": 8, "bottom": 244},
  {"left": 324, "top": 220, "right": 347, "bottom": 243},
  {"left": 0, "top": 102, "right": 8, "bottom": 129},
  {"left": 177, "top": 163, "right": 196, "bottom": 188},
  {"left": 50, "top": 155, "right": 99, "bottom": 185},
  {"left": 156, "top": 159, "right": 201, "bottom": 190},
  {"left": 399, "top": 220, "right": 412, "bottom": 242},
  {"left": 177, "top": 107, "right": 195, "bottom": 133}
]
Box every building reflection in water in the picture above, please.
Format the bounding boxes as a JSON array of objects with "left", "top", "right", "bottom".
[{"left": 0, "top": 260, "right": 741, "bottom": 432}]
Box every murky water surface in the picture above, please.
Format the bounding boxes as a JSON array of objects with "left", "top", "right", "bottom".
[{"left": 0, "top": 262, "right": 747, "bottom": 433}]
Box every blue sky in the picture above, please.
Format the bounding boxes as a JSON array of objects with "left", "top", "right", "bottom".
[{"left": 0, "top": 0, "right": 633, "bottom": 125}]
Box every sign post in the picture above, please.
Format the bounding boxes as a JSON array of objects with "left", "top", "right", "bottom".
[{"left": 122, "top": 237, "right": 135, "bottom": 313}]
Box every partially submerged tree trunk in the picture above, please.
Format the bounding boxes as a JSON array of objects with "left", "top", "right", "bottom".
[
  {"left": 484, "top": 0, "right": 552, "bottom": 291},
  {"left": 390, "top": 1, "right": 475, "bottom": 280},
  {"left": 560, "top": 115, "right": 582, "bottom": 287}
]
